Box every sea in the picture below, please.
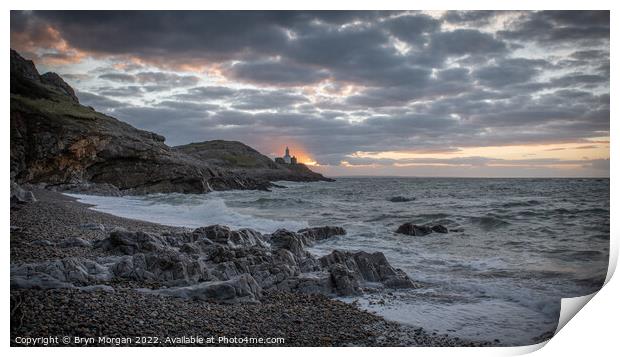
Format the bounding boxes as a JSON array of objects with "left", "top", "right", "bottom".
[{"left": 67, "top": 177, "right": 610, "bottom": 345}]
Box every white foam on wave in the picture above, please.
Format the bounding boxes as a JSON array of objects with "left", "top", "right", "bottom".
[{"left": 66, "top": 193, "right": 308, "bottom": 233}]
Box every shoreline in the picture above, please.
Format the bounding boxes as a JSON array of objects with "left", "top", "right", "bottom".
[{"left": 11, "top": 188, "right": 493, "bottom": 347}]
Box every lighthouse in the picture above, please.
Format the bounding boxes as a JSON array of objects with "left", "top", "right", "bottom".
[
  {"left": 274, "top": 146, "right": 298, "bottom": 165},
  {"left": 283, "top": 146, "right": 291, "bottom": 164}
]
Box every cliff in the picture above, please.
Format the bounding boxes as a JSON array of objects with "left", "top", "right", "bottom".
[
  {"left": 10, "top": 50, "right": 330, "bottom": 195},
  {"left": 175, "top": 140, "right": 332, "bottom": 182}
]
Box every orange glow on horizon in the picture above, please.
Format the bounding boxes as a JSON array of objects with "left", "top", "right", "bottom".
[
  {"left": 263, "top": 140, "right": 317, "bottom": 166},
  {"left": 351, "top": 138, "right": 610, "bottom": 163}
]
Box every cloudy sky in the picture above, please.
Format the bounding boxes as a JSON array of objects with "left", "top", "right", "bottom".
[{"left": 11, "top": 10, "right": 610, "bottom": 177}]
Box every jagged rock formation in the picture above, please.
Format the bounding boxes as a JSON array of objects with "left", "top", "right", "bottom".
[
  {"left": 11, "top": 225, "right": 416, "bottom": 303},
  {"left": 10, "top": 49, "right": 330, "bottom": 195}
]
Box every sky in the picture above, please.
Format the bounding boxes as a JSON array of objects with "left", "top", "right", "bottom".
[{"left": 10, "top": 10, "right": 610, "bottom": 177}]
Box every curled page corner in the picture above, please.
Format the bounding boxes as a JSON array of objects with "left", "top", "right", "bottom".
[
  {"left": 555, "top": 292, "right": 597, "bottom": 335},
  {"left": 549, "top": 244, "right": 617, "bottom": 341}
]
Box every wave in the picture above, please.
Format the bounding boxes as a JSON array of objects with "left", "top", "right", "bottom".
[
  {"left": 469, "top": 215, "right": 510, "bottom": 230},
  {"left": 501, "top": 200, "right": 542, "bottom": 208},
  {"left": 66, "top": 193, "right": 308, "bottom": 233}
]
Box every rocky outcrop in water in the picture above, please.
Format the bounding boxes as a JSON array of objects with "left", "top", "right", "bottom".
[
  {"left": 396, "top": 223, "right": 449, "bottom": 236},
  {"left": 388, "top": 196, "right": 415, "bottom": 203},
  {"left": 10, "top": 49, "right": 330, "bottom": 196},
  {"left": 11, "top": 225, "right": 416, "bottom": 302}
]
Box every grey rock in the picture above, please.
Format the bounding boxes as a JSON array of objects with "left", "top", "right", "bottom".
[
  {"left": 58, "top": 237, "right": 92, "bottom": 248},
  {"left": 431, "top": 225, "right": 449, "bottom": 234},
  {"left": 94, "top": 229, "right": 171, "bottom": 255},
  {"left": 12, "top": 225, "right": 416, "bottom": 301},
  {"left": 395, "top": 223, "right": 434, "bottom": 236},
  {"left": 297, "top": 226, "right": 346, "bottom": 242},
  {"left": 388, "top": 196, "right": 415, "bottom": 203},
  {"left": 192, "top": 225, "right": 267, "bottom": 248},
  {"left": 142, "top": 273, "right": 262, "bottom": 304},
  {"left": 10, "top": 181, "right": 36, "bottom": 208},
  {"left": 320, "top": 250, "right": 416, "bottom": 292},
  {"left": 395, "top": 223, "right": 449, "bottom": 235},
  {"left": 328, "top": 264, "right": 362, "bottom": 296}
]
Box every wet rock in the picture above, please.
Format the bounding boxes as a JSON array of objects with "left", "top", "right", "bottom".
[
  {"left": 396, "top": 223, "right": 449, "bottom": 235},
  {"left": 269, "top": 229, "right": 308, "bottom": 258},
  {"left": 388, "top": 196, "right": 415, "bottom": 203},
  {"left": 298, "top": 226, "right": 346, "bottom": 242},
  {"left": 319, "top": 250, "right": 416, "bottom": 292},
  {"left": 328, "top": 264, "right": 362, "bottom": 296},
  {"left": 395, "top": 223, "right": 434, "bottom": 236},
  {"left": 431, "top": 225, "right": 448, "bottom": 234}
]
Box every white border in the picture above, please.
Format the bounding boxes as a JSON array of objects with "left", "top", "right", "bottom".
[{"left": 3, "top": 2, "right": 616, "bottom": 356}]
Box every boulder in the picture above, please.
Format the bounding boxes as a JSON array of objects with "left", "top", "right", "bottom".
[
  {"left": 327, "top": 264, "right": 362, "bottom": 296},
  {"left": 268, "top": 229, "right": 308, "bottom": 257},
  {"left": 431, "top": 225, "right": 449, "bottom": 233},
  {"left": 297, "top": 226, "right": 346, "bottom": 242},
  {"left": 388, "top": 196, "right": 415, "bottom": 203},
  {"left": 396, "top": 223, "right": 433, "bottom": 236},
  {"left": 94, "top": 229, "right": 171, "bottom": 255},
  {"left": 320, "top": 250, "right": 416, "bottom": 291},
  {"left": 191, "top": 225, "right": 267, "bottom": 248},
  {"left": 396, "top": 223, "right": 448, "bottom": 236},
  {"left": 142, "top": 274, "right": 262, "bottom": 304},
  {"left": 10, "top": 181, "right": 36, "bottom": 208}
]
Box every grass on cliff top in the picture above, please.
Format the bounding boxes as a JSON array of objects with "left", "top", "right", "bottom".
[
  {"left": 220, "top": 153, "right": 264, "bottom": 167},
  {"left": 11, "top": 94, "right": 104, "bottom": 121}
]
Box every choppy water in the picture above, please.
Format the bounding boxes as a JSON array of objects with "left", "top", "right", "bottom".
[{"left": 68, "top": 177, "right": 610, "bottom": 345}]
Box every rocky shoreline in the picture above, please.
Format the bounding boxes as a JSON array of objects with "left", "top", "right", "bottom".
[{"left": 10, "top": 189, "right": 493, "bottom": 347}]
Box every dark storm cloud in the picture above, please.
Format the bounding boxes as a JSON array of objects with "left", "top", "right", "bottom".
[
  {"left": 10, "top": 11, "right": 391, "bottom": 64},
  {"left": 428, "top": 29, "right": 507, "bottom": 57},
  {"left": 473, "top": 58, "right": 548, "bottom": 88},
  {"left": 230, "top": 90, "right": 309, "bottom": 110},
  {"left": 441, "top": 11, "right": 501, "bottom": 26},
  {"left": 10, "top": 10, "right": 609, "bottom": 171},
  {"left": 385, "top": 14, "right": 440, "bottom": 44},
  {"left": 99, "top": 71, "right": 199, "bottom": 86},
  {"left": 226, "top": 60, "right": 330, "bottom": 86},
  {"left": 498, "top": 10, "right": 610, "bottom": 44}
]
